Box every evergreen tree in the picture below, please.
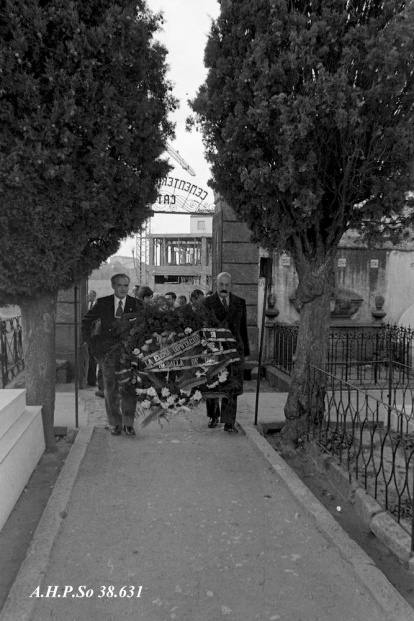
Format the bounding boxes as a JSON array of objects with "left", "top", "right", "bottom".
[
  {"left": 191, "top": 0, "right": 414, "bottom": 442},
  {"left": 0, "top": 0, "right": 175, "bottom": 449}
]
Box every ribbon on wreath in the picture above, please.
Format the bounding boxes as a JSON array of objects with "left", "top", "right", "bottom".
[
  {"left": 142, "top": 328, "right": 237, "bottom": 370},
  {"left": 116, "top": 327, "right": 240, "bottom": 393}
]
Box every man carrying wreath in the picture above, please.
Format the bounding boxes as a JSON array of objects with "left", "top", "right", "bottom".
[
  {"left": 203, "top": 272, "right": 250, "bottom": 433},
  {"left": 82, "top": 273, "right": 141, "bottom": 436}
]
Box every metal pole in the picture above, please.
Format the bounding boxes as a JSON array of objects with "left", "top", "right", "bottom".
[
  {"left": 387, "top": 330, "right": 392, "bottom": 430},
  {"left": 74, "top": 284, "right": 79, "bottom": 428},
  {"left": 412, "top": 459, "right": 414, "bottom": 553},
  {"left": 254, "top": 261, "right": 271, "bottom": 426}
]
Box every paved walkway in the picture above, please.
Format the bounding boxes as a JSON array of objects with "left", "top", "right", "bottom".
[{"left": 1, "top": 387, "right": 413, "bottom": 621}]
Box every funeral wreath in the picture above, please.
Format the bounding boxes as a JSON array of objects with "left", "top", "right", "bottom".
[{"left": 112, "top": 296, "right": 240, "bottom": 426}]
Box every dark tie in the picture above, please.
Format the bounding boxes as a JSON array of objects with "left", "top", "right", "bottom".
[
  {"left": 89, "top": 302, "right": 93, "bottom": 310},
  {"left": 222, "top": 297, "right": 228, "bottom": 311},
  {"left": 116, "top": 300, "right": 123, "bottom": 318}
]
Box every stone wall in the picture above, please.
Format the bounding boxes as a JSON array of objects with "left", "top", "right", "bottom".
[
  {"left": 268, "top": 243, "right": 414, "bottom": 328},
  {"left": 213, "top": 196, "right": 259, "bottom": 353}
]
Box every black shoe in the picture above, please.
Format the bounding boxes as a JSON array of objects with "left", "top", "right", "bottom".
[
  {"left": 123, "top": 425, "right": 136, "bottom": 436},
  {"left": 208, "top": 418, "right": 218, "bottom": 428},
  {"left": 95, "top": 390, "right": 104, "bottom": 398},
  {"left": 111, "top": 425, "right": 122, "bottom": 436},
  {"left": 224, "top": 423, "right": 238, "bottom": 433}
]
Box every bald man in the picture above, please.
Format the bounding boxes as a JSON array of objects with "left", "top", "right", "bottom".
[{"left": 203, "top": 272, "right": 250, "bottom": 433}]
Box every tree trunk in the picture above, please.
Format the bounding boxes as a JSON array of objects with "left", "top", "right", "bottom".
[
  {"left": 281, "top": 256, "right": 334, "bottom": 444},
  {"left": 21, "top": 293, "right": 57, "bottom": 452}
]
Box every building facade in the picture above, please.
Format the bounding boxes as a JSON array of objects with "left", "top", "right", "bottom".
[{"left": 148, "top": 215, "right": 213, "bottom": 298}]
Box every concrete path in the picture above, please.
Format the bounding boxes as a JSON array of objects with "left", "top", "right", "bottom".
[{"left": 1, "top": 388, "right": 413, "bottom": 621}]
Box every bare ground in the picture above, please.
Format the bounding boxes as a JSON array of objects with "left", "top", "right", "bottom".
[
  {"left": 2, "top": 378, "right": 412, "bottom": 614},
  {"left": 265, "top": 429, "right": 414, "bottom": 610}
]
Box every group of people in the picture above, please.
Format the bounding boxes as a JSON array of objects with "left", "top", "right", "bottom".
[
  {"left": 130, "top": 285, "right": 214, "bottom": 310},
  {"left": 81, "top": 272, "right": 249, "bottom": 437}
]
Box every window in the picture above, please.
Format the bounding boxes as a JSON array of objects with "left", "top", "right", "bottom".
[
  {"left": 152, "top": 238, "right": 202, "bottom": 266},
  {"left": 154, "top": 275, "right": 201, "bottom": 285},
  {"left": 197, "top": 220, "right": 206, "bottom": 231}
]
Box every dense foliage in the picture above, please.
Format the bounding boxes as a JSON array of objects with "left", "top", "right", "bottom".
[
  {"left": 0, "top": 0, "right": 176, "bottom": 302},
  {"left": 0, "top": 0, "right": 176, "bottom": 450},
  {"left": 191, "top": 0, "right": 414, "bottom": 441},
  {"left": 191, "top": 0, "right": 414, "bottom": 257}
]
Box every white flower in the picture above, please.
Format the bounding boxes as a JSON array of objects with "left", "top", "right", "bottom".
[
  {"left": 218, "top": 370, "right": 229, "bottom": 383},
  {"left": 166, "top": 395, "right": 177, "bottom": 405},
  {"left": 136, "top": 388, "right": 146, "bottom": 395},
  {"left": 160, "top": 401, "right": 169, "bottom": 409},
  {"left": 141, "top": 399, "right": 151, "bottom": 409},
  {"left": 161, "top": 387, "right": 170, "bottom": 397},
  {"left": 132, "top": 348, "right": 140, "bottom": 355},
  {"left": 178, "top": 398, "right": 186, "bottom": 405},
  {"left": 152, "top": 332, "right": 159, "bottom": 338},
  {"left": 147, "top": 386, "right": 157, "bottom": 397},
  {"left": 141, "top": 344, "right": 149, "bottom": 351},
  {"left": 192, "top": 390, "right": 202, "bottom": 402},
  {"left": 184, "top": 327, "right": 193, "bottom": 335},
  {"left": 180, "top": 389, "right": 190, "bottom": 396},
  {"left": 195, "top": 370, "right": 204, "bottom": 378},
  {"left": 145, "top": 338, "right": 153, "bottom": 345},
  {"left": 138, "top": 353, "right": 144, "bottom": 359}
]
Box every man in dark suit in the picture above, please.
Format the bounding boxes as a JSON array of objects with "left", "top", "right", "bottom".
[
  {"left": 82, "top": 273, "right": 141, "bottom": 436},
  {"left": 203, "top": 272, "right": 250, "bottom": 433}
]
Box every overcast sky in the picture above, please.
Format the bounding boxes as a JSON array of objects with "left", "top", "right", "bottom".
[
  {"left": 148, "top": 0, "right": 220, "bottom": 192},
  {"left": 118, "top": 0, "right": 220, "bottom": 253}
]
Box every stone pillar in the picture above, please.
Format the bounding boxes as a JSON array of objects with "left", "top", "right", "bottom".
[{"left": 213, "top": 195, "right": 259, "bottom": 354}]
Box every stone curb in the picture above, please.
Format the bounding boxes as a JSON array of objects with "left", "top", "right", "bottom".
[
  {"left": 0, "top": 425, "right": 94, "bottom": 621},
  {"left": 236, "top": 420, "right": 414, "bottom": 621},
  {"left": 306, "top": 440, "right": 414, "bottom": 566}
]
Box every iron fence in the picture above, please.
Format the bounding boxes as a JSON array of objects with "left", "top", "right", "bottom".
[
  {"left": 269, "top": 323, "right": 298, "bottom": 374},
  {"left": 268, "top": 323, "right": 414, "bottom": 384},
  {"left": 0, "top": 316, "right": 24, "bottom": 388},
  {"left": 307, "top": 363, "right": 414, "bottom": 550}
]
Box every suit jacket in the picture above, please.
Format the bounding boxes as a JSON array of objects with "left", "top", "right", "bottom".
[
  {"left": 203, "top": 291, "right": 250, "bottom": 357},
  {"left": 81, "top": 294, "right": 141, "bottom": 358}
]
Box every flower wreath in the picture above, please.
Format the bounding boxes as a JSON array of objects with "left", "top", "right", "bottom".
[{"left": 114, "top": 296, "right": 240, "bottom": 426}]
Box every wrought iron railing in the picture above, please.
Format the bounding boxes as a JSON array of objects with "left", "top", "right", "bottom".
[
  {"left": 0, "top": 316, "right": 24, "bottom": 388},
  {"left": 269, "top": 323, "right": 298, "bottom": 374},
  {"left": 307, "top": 363, "right": 414, "bottom": 550},
  {"left": 268, "top": 323, "right": 414, "bottom": 384}
]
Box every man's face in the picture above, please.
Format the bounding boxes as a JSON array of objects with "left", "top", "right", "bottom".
[
  {"left": 217, "top": 275, "right": 232, "bottom": 299},
  {"left": 112, "top": 277, "right": 129, "bottom": 299},
  {"left": 165, "top": 294, "right": 176, "bottom": 306}
]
